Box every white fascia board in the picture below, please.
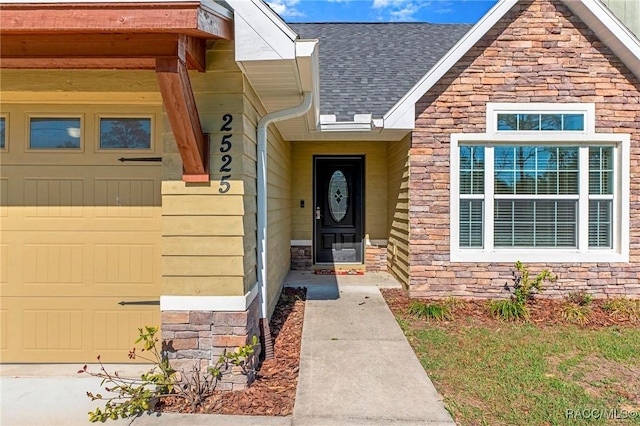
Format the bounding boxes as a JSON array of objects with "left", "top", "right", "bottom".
[
  {"left": 320, "top": 122, "right": 375, "bottom": 132},
  {"left": 383, "top": 0, "right": 517, "bottom": 130},
  {"left": 229, "top": 0, "right": 296, "bottom": 61},
  {"left": 161, "top": 282, "right": 259, "bottom": 312},
  {"left": 562, "top": 0, "right": 640, "bottom": 80},
  {"left": 295, "top": 39, "right": 321, "bottom": 131}
]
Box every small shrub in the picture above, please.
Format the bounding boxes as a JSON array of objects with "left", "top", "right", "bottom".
[
  {"left": 603, "top": 297, "right": 640, "bottom": 321},
  {"left": 561, "top": 303, "right": 592, "bottom": 325},
  {"left": 511, "top": 260, "right": 556, "bottom": 305},
  {"left": 489, "top": 261, "right": 557, "bottom": 321},
  {"left": 565, "top": 292, "right": 593, "bottom": 306},
  {"left": 408, "top": 300, "right": 453, "bottom": 321},
  {"left": 80, "top": 326, "right": 258, "bottom": 422}
]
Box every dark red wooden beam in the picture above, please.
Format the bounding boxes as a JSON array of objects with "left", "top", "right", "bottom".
[{"left": 156, "top": 57, "right": 209, "bottom": 182}]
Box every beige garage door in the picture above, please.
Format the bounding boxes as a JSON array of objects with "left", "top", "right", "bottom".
[{"left": 0, "top": 103, "right": 162, "bottom": 363}]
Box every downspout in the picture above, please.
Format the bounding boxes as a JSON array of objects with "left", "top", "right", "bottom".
[{"left": 257, "top": 91, "right": 313, "bottom": 359}]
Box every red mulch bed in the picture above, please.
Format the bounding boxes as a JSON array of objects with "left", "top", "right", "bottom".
[
  {"left": 381, "top": 287, "right": 638, "bottom": 328},
  {"left": 157, "top": 287, "right": 306, "bottom": 416}
]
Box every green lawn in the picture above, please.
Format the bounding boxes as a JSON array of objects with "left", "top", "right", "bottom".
[{"left": 397, "top": 319, "right": 640, "bottom": 425}]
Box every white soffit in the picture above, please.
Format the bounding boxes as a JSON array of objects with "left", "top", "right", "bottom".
[
  {"left": 227, "top": 0, "right": 320, "bottom": 136},
  {"left": 383, "top": 0, "right": 640, "bottom": 131}
]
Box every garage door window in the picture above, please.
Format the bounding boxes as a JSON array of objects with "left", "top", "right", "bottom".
[
  {"left": 29, "top": 117, "right": 82, "bottom": 149},
  {"left": 99, "top": 117, "right": 152, "bottom": 150},
  {"left": 0, "top": 115, "right": 6, "bottom": 150}
]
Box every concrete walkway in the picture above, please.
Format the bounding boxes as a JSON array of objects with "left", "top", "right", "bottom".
[
  {"left": 287, "top": 271, "right": 454, "bottom": 425},
  {"left": 0, "top": 271, "right": 454, "bottom": 426}
]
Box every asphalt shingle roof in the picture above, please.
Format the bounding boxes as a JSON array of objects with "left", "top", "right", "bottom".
[{"left": 289, "top": 23, "right": 473, "bottom": 121}]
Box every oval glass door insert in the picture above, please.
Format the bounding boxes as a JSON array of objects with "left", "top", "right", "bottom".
[{"left": 329, "top": 170, "right": 349, "bottom": 222}]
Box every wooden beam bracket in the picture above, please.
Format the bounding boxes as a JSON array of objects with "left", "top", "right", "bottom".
[
  {"left": 182, "top": 134, "right": 210, "bottom": 183},
  {"left": 156, "top": 57, "right": 209, "bottom": 181}
]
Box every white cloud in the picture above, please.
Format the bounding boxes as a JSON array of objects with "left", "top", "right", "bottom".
[
  {"left": 390, "top": 3, "right": 418, "bottom": 20},
  {"left": 373, "top": 0, "right": 407, "bottom": 8},
  {"left": 371, "top": 0, "right": 454, "bottom": 21},
  {"left": 267, "top": 0, "right": 305, "bottom": 18}
]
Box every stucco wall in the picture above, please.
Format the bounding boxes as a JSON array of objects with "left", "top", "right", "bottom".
[
  {"left": 290, "top": 142, "right": 388, "bottom": 242},
  {"left": 411, "top": 0, "right": 640, "bottom": 298},
  {"left": 387, "top": 135, "right": 411, "bottom": 288}
]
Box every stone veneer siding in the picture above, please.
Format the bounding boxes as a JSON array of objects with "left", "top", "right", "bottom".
[
  {"left": 161, "top": 296, "right": 261, "bottom": 390},
  {"left": 366, "top": 245, "right": 388, "bottom": 271},
  {"left": 410, "top": 0, "right": 640, "bottom": 299},
  {"left": 290, "top": 244, "right": 388, "bottom": 271},
  {"left": 290, "top": 245, "right": 313, "bottom": 270}
]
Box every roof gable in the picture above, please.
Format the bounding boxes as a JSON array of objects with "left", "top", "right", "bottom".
[{"left": 383, "top": 0, "right": 640, "bottom": 130}]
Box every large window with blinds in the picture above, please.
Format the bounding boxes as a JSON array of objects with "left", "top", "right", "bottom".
[{"left": 450, "top": 103, "right": 629, "bottom": 263}]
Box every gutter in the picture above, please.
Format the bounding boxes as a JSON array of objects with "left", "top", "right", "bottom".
[{"left": 256, "top": 91, "right": 313, "bottom": 358}]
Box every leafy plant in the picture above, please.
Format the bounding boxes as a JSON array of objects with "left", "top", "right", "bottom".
[
  {"left": 408, "top": 300, "right": 453, "bottom": 321},
  {"left": 561, "top": 303, "right": 592, "bottom": 325},
  {"left": 79, "top": 326, "right": 258, "bottom": 422},
  {"left": 603, "top": 297, "right": 640, "bottom": 321},
  {"left": 511, "top": 260, "right": 556, "bottom": 305},
  {"left": 444, "top": 296, "right": 466, "bottom": 310},
  {"left": 488, "top": 261, "right": 557, "bottom": 321},
  {"left": 488, "top": 299, "right": 528, "bottom": 321},
  {"left": 565, "top": 292, "right": 593, "bottom": 306}
]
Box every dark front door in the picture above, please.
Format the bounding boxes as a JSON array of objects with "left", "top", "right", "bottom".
[{"left": 314, "top": 156, "right": 364, "bottom": 263}]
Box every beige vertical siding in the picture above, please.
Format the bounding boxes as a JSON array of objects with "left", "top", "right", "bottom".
[
  {"left": 290, "top": 142, "right": 388, "bottom": 242},
  {"left": 387, "top": 135, "right": 411, "bottom": 288},
  {"left": 602, "top": 0, "right": 640, "bottom": 38}
]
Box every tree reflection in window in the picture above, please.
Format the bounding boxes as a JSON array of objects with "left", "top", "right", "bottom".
[
  {"left": 494, "top": 146, "right": 578, "bottom": 195},
  {"left": 100, "top": 118, "right": 151, "bottom": 149},
  {"left": 0, "top": 117, "right": 5, "bottom": 149}
]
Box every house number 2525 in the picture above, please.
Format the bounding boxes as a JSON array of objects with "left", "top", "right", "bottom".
[{"left": 218, "top": 114, "right": 233, "bottom": 193}]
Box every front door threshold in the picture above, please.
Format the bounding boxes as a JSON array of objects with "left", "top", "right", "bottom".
[{"left": 313, "top": 264, "right": 365, "bottom": 275}]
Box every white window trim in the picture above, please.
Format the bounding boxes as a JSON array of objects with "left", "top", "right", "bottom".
[
  {"left": 450, "top": 104, "right": 629, "bottom": 263},
  {"left": 487, "top": 103, "right": 595, "bottom": 134}
]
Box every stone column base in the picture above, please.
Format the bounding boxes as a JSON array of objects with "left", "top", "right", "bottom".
[
  {"left": 291, "top": 245, "right": 312, "bottom": 270},
  {"left": 366, "top": 244, "right": 388, "bottom": 271},
  {"left": 161, "top": 295, "right": 261, "bottom": 391}
]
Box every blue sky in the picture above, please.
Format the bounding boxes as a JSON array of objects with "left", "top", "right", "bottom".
[{"left": 266, "top": 0, "right": 499, "bottom": 24}]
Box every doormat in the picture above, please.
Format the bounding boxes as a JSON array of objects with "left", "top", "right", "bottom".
[{"left": 314, "top": 269, "right": 364, "bottom": 275}]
